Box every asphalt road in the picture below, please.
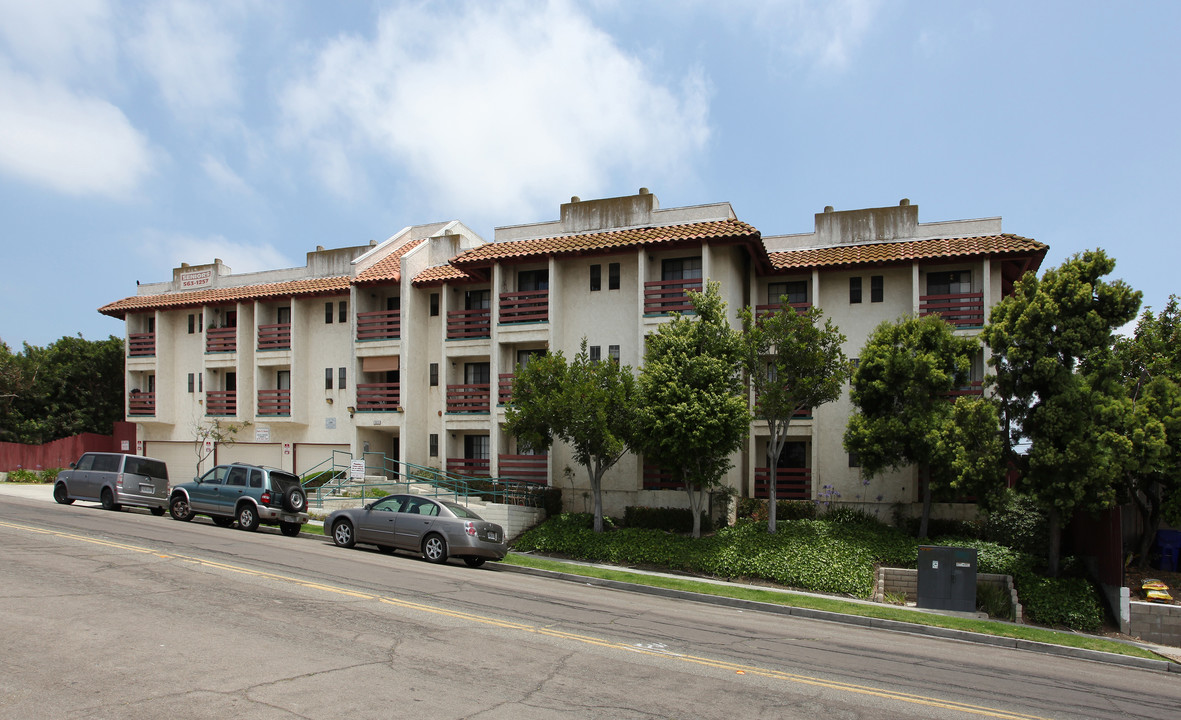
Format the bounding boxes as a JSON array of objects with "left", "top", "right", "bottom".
[{"left": 2, "top": 490, "right": 1179, "bottom": 719}]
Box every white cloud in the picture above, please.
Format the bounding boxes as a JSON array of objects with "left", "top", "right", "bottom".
[
  {"left": 724, "top": 0, "right": 882, "bottom": 73},
  {"left": 279, "top": 0, "right": 711, "bottom": 218},
  {"left": 129, "top": 0, "right": 241, "bottom": 123},
  {"left": 0, "top": 0, "right": 116, "bottom": 81},
  {"left": 201, "top": 154, "right": 254, "bottom": 197},
  {"left": 137, "top": 229, "right": 291, "bottom": 275},
  {"left": 0, "top": 62, "right": 155, "bottom": 198}
]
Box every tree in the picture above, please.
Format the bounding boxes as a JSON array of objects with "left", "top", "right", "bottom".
[
  {"left": 844, "top": 314, "right": 1004, "bottom": 538},
  {"left": 504, "top": 341, "right": 639, "bottom": 533},
  {"left": 982, "top": 250, "right": 1141, "bottom": 576},
  {"left": 1113, "top": 296, "right": 1181, "bottom": 568},
  {"left": 739, "top": 302, "right": 851, "bottom": 533},
  {"left": 194, "top": 418, "right": 251, "bottom": 476},
  {"left": 636, "top": 282, "right": 750, "bottom": 538}
]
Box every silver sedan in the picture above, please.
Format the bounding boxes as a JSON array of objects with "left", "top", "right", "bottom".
[{"left": 324, "top": 494, "right": 508, "bottom": 567}]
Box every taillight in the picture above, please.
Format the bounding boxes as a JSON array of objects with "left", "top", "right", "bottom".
[
  {"left": 116, "top": 473, "right": 123, "bottom": 490},
  {"left": 261, "top": 491, "right": 272, "bottom": 505},
  {"left": 465, "top": 521, "right": 477, "bottom": 537}
]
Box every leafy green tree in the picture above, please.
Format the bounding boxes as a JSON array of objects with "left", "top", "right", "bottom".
[
  {"left": 739, "top": 302, "right": 851, "bottom": 533},
  {"left": 193, "top": 418, "right": 252, "bottom": 477},
  {"left": 983, "top": 250, "right": 1141, "bottom": 576},
  {"left": 504, "top": 341, "right": 639, "bottom": 533},
  {"left": 0, "top": 340, "right": 25, "bottom": 434},
  {"left": 1113, "top": 296, "right": 1181, "bottom": 567},
  {"left": 844, "top": 315, "right": 1004, "bottom": 538},
  {"left": 636, "top": 282, "right": 750, "bottom": 538}
]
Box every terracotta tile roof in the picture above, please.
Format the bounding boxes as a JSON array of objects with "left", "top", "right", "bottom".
[
  {"left": 98, "top": 276, "right": 350, "bottom": 318},
  {"left": 452, "top": 218, "right": 762, "bottom": 268},
  {"left": 354, "top": 238, "right": 425, "bottom": 285},
  {"left": 768, "top": 234, "right": 1047, "bottom": 271},
  {"left": 411, "top": 263, "right": 480, "bottom": 287}
]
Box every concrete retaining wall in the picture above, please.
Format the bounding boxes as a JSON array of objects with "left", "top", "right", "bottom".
[{"left": 873, "top": 566, "right": 1023, "bottom": 623}]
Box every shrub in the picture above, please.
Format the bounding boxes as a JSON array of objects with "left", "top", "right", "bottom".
[
  {"left": 823, "top": 506, "right": 885, "bottom": 528},
  {"left": 39, "top": 468, "right": 61, "bottom": 483},
  {"left": 736, "top": 498, "right": 817, "bottom": 523},
  {"left": 980, "top": 491, "right": 1048, "bottom": 556},
  {"left": 624, "top": 506, "right": 712, "bottom": 534},
  {"left": 7, "top": 469, "right": 40, "bottom": 483},
  {"left": 976, "top": 582, "right": 1013, "bottom": 621},
  {"left": 1015, "top": 573, "right": 1105, "bottom": 631},
  {"left": 904, "top": 516, "right": 978, "bottom": 540}
]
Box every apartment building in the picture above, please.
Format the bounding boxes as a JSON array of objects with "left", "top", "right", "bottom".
[{"left": 99, "top": 190, "right": 1046, "bottom": 519}]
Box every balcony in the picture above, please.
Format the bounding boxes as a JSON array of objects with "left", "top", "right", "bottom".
[
  {"left": 128, "top": 332, "right": 155, "bottom": 357},
  {"left": 357, "top": 309, "right": 400, "bottom": 341},
  {"left": 499, "top": 290, "right": 549, "bottom": 324},
  {"left": 498, "top": 454, "right": 548, "bottom": 484},
  {"left": 754, "top": 302, "right": 812, "bottom": 317},
  {"left": 205, "top": 390, "right": 237, "bottom": 416},
  {"left": 498, "top": 373, "right": 515, "bottom": 404},
  {"left": 258, "top": 389, "right": 291, "bottom": 416},
  {"left": 258, "top": 323, "right": 292, "bottom": 350},
  {"left": 447, "top": 308, "right": 491, "bottom": 339},
  {"left": 753, "top": 467, "right": 812, "bottom": 500},
  {"left": 642, "top": 464, "right": 682, "bottom": 491},
  {"left": 356, "top": 382, "right": 400, "bottom": 412},
  {"left": 920, "top": 292, "right": 985, "bottom": 328},
  {"left": 446, "top": 384, "right": 491, "bottom": 413},
  {"left": 446, "top": 457, "right": 490, "bottom": 477},
  {"left": 128, "top": 391, "right": 155, "bottom": 416},
  {"left": 206, "top": 327, "right": 236, "bottom": 353},
  {"left": 644, "top": 278, "right": 702, "bottom": 314},
  {"left": 947, "top": 380, "right": 984, "bottom": 399}
]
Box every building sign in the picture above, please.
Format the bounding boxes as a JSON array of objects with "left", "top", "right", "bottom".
[
  {"left": 121, "top": 440, "right": 130, "bottom": 451},
  {"left": 283, "top": 443, "right": 291, "bottom": 456},
  {"left": 179, "top": 269, "right": 213, "bottom": 289},
  {"left": 350, "top": 460, "right": 366, "bottom": 479},
  {"left": 255, "top": 426, "right": 270, "bottom": 442}
]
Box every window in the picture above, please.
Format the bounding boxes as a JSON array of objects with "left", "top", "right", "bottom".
[
  {"left": 198, "top": 312, "right": 203, "bottom": 331},
  {"left": 325, "top": 302, "right": 334, "bottom": 323},
  {"left": 429, "top": 363, "right": 439, "bottom": 387},
  {"left": 249, "top": 469, "right": 263, "bottom": 488},
  {"left": 325, "top": 368, "right": 333, "bottom": 390},
  {"left": 387, "top": 296, "right": 401, "bottom": 311},
  {"left": 927, "top": 270, "right": 972, "bottom": 296},
  {"left": 226, "top": 467, "right": 247, "bottom": 486},
  {"left": 338, "top": 367, "right": 347, "bottom": 390},
  {"left": 848, "top": 452, "right": 861, "bottom": 468},
  {"left": 871, "top": 275, "right": 884, "bottom": 303},
  {"left": 517, "top": 348, "right": 544, "bottom": 368},
  {"left": 429, "top": 293, "right": 440, "bottom": 317},
  {"left": 225, "top": 372, "right": 236, "bottom": 392},
  {"left": 339, "top": 301, "right": 347, "bottom": 323},
  {"left": 277, "top": 306, "right": 291, "bottom": 324},
  {"left": 188, "top": 314, "right": 196, "bottom": 334},
  {"left": 518, "top": 269, "right": 549, "bottom": 291},
  {"left": 277, "top": 370, "right": 290, "bottom": 390},
  {"left": 465, "top": 289, "right": 490, "bottom": 310},
  {"left": 429, "top": 433, "right": 439, "bottom": 457},
  {"left": 661, "top": 257, "right": 702, "bottom": 280},
  {"left": 608, "top": 263, "right": 620, "bottom": 290},
  {"left": 198, "top": 373, "right": 203, "bottom": 392},
  {"left": 465, "top": 362, "right": 491, "bottom": 384},
  {"left": 589, "top": 345, "right": 601, "bottom": 362},
  {"left": 147, "top": 374, "right": 156, "bottom": 393},
  {"left": 767, "top": 281, "right": 807, "bottom": 305},
  {"left": 608, "top": 345, "right": 620, "bottom": 362},
  {"left": 849, "top": 277, "right": 862, "bottom": 304},
  {"left": 187, "top": 373, "right": 195, "bottom": 393},
  {"left": 147, "top": 316, "right": 155, "bottom": 333},
  {"left": 464, "top": 434, "right": 490, "bottom": 460},
  {"left": 590, "top": 264, "right": 601, "bottom": 291}
]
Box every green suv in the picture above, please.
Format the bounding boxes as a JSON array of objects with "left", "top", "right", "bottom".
[{"left": 169, "top": 463, "right": 309, "bottom": 536}]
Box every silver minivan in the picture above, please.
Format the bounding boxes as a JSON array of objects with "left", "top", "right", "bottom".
[{"left": 54, "top": 452, "right": 170, "bottom": 515}]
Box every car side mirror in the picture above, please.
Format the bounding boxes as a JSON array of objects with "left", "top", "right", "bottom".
[
  {"left": 363, "top": 502, "right": 374, "bottom": 510},
  {"left": 69, "top": 462, "right": 76, "bottom": 469}
]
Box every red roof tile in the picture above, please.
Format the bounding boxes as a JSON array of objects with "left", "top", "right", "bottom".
[
  {"left": 355, "top": 238, "right": 425, "bottom": 285},
  {"left": 451, "top": 218, "right": 762, "bottom": 268},
  {"left": 768, "top": 234, "right": 1047, "bottom": 271},
  {"left": 98, "top": 276, "right": 350, "bottom": 318},
  {"left": 411, "top": 264, "right": 480, "bottom": 287}
]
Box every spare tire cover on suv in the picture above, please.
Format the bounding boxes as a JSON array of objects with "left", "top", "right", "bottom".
[{"left": 269, "top": 471, "right": 307, "bottom": 513}]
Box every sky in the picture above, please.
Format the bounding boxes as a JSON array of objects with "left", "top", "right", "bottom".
[{"left": 1, "top": 0, "right": 1179, "bottom": 349}]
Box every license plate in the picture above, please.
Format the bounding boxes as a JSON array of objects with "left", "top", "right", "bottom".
[
  {"left": 139, "top": 484, "right": 154, "bottom": 493},
  {"left": 486, "top": 532, "right": 499, "bottom": 542}
]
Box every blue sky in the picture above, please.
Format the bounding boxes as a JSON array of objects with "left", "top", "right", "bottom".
[{"left": 2, "top": 0, "right": 1178, "bottom": 348}]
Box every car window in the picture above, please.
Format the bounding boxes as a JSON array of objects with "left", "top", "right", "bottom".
[
  {"left": 91, "top": 454, "right": 120, "bottom": 472},
  {"left": 74, "top": 454, "right": 95, "bottom": 471},
  {"left": 413, "top": 501, "right": 438, "bottom": 517},
  {"left": 226, "top": 467, "right": 247, "bottom": 486},
  {"left": 249, "top": 469, "right": 263, "bottom": 488},
  {"left": 139, "top": 459, "right": 167, "bottom": 480},
  {"left": 372, "top": 496, "right": 404, "bottom": 513},
  {"left": 442, "top": 501, "right": 483, "bottom": 520},
  {"left": 199, "top": 467, "right": 227, "bottom": 485}
]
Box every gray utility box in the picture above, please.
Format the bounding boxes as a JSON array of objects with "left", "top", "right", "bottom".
[{"left": 917, "top": 545, "right": 977, "bottom": 612}]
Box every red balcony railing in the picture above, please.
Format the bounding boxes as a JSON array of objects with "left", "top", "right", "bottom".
[
  {"left": 205, "top": 390, "right": 236, "bottom": 416},
  {"left": 128, "top": 333, "right": 155, "bottom": 357},
  {"left": 446, "top": 457, "right": 490, "bottom": 477},
  {"left": 258, "top": 389, "right": 291, "bottom": 416},
  {"left": 446, "top": 384, "right": 491, "bottom": 413},
  {"left": 128, "top": 391, "right": 155, "bottom": 416},
  {"left": 498, "top": 373, "right": 515, "bottom": 404},
  {"left": 206, "top": 327, "right": 236, "bottom": 353},
  {"left": 498, "top": 454, "right": 548, "bottom": 484},
  {"left": 447, "top": 308, "right": 491, "bottom": 339},
  {"left": 753, "top": 467, "right": 812, "bottom": 500},
  {"left": 920, "top": 292, "right": 985, "bottom": 327},
  {"left": 356, "top": 309, "right": 400, "bottom": 340},
  {"left": 499, "top": 289, "right": 549, "bottom": 324},
  {"left": 258, "top": 323, "right": 291, "bottom": 350},
  {"left": 947, "top": 380, "right": 984, "bottom": 398},
  {"left": 356, "top": 382, "right": 400, "bottom": 411},
  {"left": 643, "top": 464, "right": 682, "bottom": 491},
  {"left": 644, "top": 278, "right": 702, "bottom": 314},
  {"left": 754, "top": 302, "right": 812, "bottom": 317}
]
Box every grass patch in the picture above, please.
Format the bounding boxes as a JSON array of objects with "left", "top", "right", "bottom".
[{"left": 501, "top": 553, "right": 1165, "bottom": 662}]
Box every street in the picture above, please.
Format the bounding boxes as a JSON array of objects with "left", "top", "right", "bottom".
[{"left": 1, "top": 492, "right": 1178, "bottom": 719}]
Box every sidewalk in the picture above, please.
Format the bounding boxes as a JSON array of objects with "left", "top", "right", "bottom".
[{"left": 3, "top": 480, "right": 1178, "bottom": 672}]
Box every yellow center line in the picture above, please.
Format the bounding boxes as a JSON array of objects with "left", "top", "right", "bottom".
[{"left": 0, "top": 520, "right": 1049, "bottom": 720}]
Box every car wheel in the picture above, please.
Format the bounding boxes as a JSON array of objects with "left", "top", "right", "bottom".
[
  {"left": 149, "top": 506, "right": 166, "bottom": 516},
  {"left": 331, "top": 520, "right": 355, "bottom": 548},
  {"left": 211, "top": 516, "right": 234, "bottom": 528},
  {"left": 53, "top": 483, "right": 74, "bottom": 505},
  {"left": 422, "top": 533, "right": 448, "bottom": 564},
  {"left": 169, "top": 496, "right": 194, "bottom": 521},
  {"left": 282, "top": 486, "right": 307, "bottom": 513},
  {"left": 236, "top": 504, "right": 259, "bottom": 532},
  {"left": 100, "top": 488, "right": 122, "bottom": 512},
  {"left": 279, "top": 521, "right": 301, "bottom": 537},
  {"left": 463, "top": 557, "right": 486, "bottom": 568}
]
